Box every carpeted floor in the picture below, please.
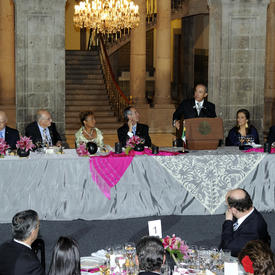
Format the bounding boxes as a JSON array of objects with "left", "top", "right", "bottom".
[{"left": 0, "top": 213, "right": 274, "bottom": 272}]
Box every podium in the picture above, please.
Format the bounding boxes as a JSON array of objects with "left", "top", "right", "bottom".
[{"left": 184, "top": 118, "right": 224, "bottom": 150}]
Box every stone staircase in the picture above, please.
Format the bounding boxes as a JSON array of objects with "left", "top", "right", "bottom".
[{"left": 65, "top": 50, "right": 122, "bottom": 139}]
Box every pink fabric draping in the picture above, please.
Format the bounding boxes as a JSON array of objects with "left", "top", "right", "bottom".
[
  {"left": 244, "top": 148, "right": 275, "bottom": 153},
  {"left": 89, "top": 149, "right": 180, "bottom": 199}
]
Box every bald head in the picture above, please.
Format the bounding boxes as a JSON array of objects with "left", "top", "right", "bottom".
[
  {"left": 226, "top": 188, "right": 253, "bottom": 213},
  {"left": 0, "top": 111, "right": 8, "bottom": 131},
  {"left": 36, "top": 109, "right": 52, "bottom": 129}
]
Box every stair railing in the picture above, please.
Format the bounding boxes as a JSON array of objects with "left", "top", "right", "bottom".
[{"left": 98, "top": 34, "right": 131, "bottom": 121}]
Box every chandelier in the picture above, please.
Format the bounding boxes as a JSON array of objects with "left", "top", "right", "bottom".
[{"left": 73, "top": 0, "right": 140, "bottom": 34}]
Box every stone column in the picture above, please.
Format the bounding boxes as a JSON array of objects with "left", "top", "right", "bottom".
[
  {"left": 14, "top": 0, "right": 66, "bottom": 139},
  {"left": 265, "top": 0, "right": 275, "bottom": 134},
  {"left": 208, "top": 0, "right": 269, "bottom": 142},
  {"left": 130, "top": 0, "right": 146, "bottom": 106},
  {"left": 154, "top": 0, "right": 171, "bottom": 105}
]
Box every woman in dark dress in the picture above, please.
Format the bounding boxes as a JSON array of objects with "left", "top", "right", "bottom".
[{"left": 226, "top": 109, "right": 259, "bottom": 146}]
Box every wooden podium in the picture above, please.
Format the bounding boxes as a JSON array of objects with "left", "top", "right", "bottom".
[{"left": 184, "top": 118, "right": 224, "bottom": 150}]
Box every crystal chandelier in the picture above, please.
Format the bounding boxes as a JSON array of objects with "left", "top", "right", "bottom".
[{"left": 73, "top": 0, "right": 140, "bottom": 34}]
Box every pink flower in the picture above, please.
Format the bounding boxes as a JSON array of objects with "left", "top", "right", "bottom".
[
  {"left": 0, "top": 138, "right": 10, "bottom": 156},
  {"left": 16, "top": 136, "right": 35, "bottom": 152},
  {"left": 161, "top": 234, "right": 189, "bottom": 262},
  {"left": 76, "top": 144, "right": 89, "bottom": 156}
]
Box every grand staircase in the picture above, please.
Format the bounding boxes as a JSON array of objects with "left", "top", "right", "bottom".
[{"left": 65, "top": 50, "right": 122, "bottom": 146}]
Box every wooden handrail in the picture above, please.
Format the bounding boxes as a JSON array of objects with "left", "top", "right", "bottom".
[{"left": 99, "top": 35, "right": 130, "bottom": 104}]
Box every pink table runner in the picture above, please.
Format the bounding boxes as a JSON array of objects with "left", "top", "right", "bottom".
[
  {"left": 89, "top": 148, "right": 180, "bottom": 199},
  {"left": 244, "top": 148, "right": 275, "bottom": 153}
]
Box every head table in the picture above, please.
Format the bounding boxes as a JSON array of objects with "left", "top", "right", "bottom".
[{"left": 0, "top": 147, "right": 274, "bottom": 223}]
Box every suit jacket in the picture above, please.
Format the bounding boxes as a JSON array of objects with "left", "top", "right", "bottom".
[
  {"left": 25, "top": 121, "right": 61, "bottom": 146},
  {"left": 226, "top": 125, "right": 260, "bottom": 146},
  {"left": 219, "top": 208, "right": 271, "bottom": 257},
  {"left": 0, "top": 240, "right": 45, "bottom": 275},
  {"left": 173, "top": 98, "right": 216, "bottom": 121},
  {"left": 117, "top": 123, "right": 152, "bottom": 147},
  {"left": 4, "top": 126, "right": 20, "bottom": 150},
  {"left": 267, "top": 125, "right": 275, "bottom": 144}
]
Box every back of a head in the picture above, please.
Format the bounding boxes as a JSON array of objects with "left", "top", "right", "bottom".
[
  {"left": 136, "top": 236, "right": 165, "bottom": 272},
  {"left": 227, "top": 188, "right": 253, "bottom": 212},
  {"left": 12, "top": 209, "right": 38, "bottom": 241},
  {"left": 48, "top": 236, "right": 80, "bottom": 275},
  {"left": 239, "top": 240, "right": 275, "bottom": 275}
]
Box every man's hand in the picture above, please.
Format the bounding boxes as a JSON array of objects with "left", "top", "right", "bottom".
[
  {"left": 174, "top": 120, "right": 180, "bottom": 130},
  {"left": 225, "top": 208, "right": 233, "bottom": 221},
  {"left": 56, "top": 141, "right": 62, "bottom": 147},
  {"left": 128, "top": 119, "right": 133, "bottom": 132}
]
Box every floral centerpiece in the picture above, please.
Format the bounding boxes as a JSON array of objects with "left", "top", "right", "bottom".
[
  {"left": 162, "top": 234, "right": 190, "bottom": 265},
  {"left": 0, "top": 138, "right": 10, "bottom": 157},
  {"left": 16, "top": 136, "right": 35, "bottom": 157},
  {"left": 125, "top": 136, "right": 145, "bottom": 155},
  {"left": 76, "top": 143, "right": 89, "bottom": 156}
]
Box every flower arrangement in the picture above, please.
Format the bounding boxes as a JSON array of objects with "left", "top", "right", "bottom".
[
  {"left": 16, "top": 136, "right": 35, "bottom": 152},
  {"left": 125, "top": 136, "right": 144, "bottom": 155},
  {"left": 76, "top": 144, "right": 89, "bottom": 156},
  {"left": 162, "top": 234, "right": 190, "bottom": 265},
  {"left": 0, "top": 138, "right": 10, "bottom": 157}
]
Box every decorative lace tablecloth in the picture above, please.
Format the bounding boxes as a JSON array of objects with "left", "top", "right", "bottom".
[{"left": 153, "top": 149, "right": 265, "bottom": 214}]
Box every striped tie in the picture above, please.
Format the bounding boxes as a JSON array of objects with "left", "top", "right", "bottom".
[{"left": 233, "top": 221, "right": 238, "bottom": 231}]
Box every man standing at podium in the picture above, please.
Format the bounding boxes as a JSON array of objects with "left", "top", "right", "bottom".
[{"left": 173, "top": 84, "right": 216, "bottom": 130}]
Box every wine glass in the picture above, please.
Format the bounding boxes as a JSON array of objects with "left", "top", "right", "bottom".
[{"left": 124, "top": 242, "right": 136, "bottom": 259}]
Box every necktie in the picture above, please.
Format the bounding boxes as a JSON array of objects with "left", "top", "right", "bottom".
[
  {"left": 43, "top": 128, "right": 48, "bottom": 143},
  {"left": 233, "top": 221, "right": 238, "bottom": 231},
  {"left": 132, "top": 125, "right": 136, "bottom": 135},
  {"left": 196, "top": 102, "right": 201, "bottom": 116}
]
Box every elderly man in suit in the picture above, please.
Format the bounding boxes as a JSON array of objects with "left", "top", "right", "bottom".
[
  {"left": 219, "top": 188, "right": 271, "bottom": 257},
  {"left": 117, "top": 106, "right": 151, "bottom": 147},
  {"left": 25, "top": 109, "right": 62, "bottom": 147},
  {"left": 173, "top": 84, "right": 216, "bottom": 130},
  {"left": 136, "top": 236, "right": 166, "bottom": 275},
  {"left": 0, "top": 110, "right": 20, "bottom": 149},
  {"left": 0, "top": 209, "right": 44, "bottom": 275}
]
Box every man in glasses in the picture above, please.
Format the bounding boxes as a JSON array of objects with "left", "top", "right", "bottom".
[{"left": 25, "top": 109, "right": 62, "bottom": 147}]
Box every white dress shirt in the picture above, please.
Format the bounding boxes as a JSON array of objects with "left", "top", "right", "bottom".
[{"left": 235, "top": 208, "right": 254, "bottom": 231}]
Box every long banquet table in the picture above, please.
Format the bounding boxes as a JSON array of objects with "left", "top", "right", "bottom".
[{"left": 0, "top": 148, "right": 274, "bottom": 223}]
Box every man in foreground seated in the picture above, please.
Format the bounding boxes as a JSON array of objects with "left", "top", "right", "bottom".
[
  {"left": 173, "top": 84, "right": 216, "bottom": 130},
  {"left": 219, "top": 188, "right": 270, "bottom": 257},
  {"left": 0, "top": 110, "right": 20, "bottom": 149},
  {"left": 0, "top": 209, "right": 45, "bottom": 275},
  {"left": 136, "top": 236, "right": 166, "bottom": 275},
  {"left": 25, "top": 109, "right": 62, "bottom": 146},
  {"left": 117, "top": 106, "right": 151, "bottom": 147}
]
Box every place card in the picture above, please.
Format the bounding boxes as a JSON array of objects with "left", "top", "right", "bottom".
[
  {"left": 224, "top": 262, "right": 238, "bottom": 275},
  {"left": 148, "top": 219, "right": 162, "bottom": 238}
]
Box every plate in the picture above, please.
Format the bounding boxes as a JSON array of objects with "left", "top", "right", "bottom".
[{"left": 81, "top": 256, "right": 103, "bottom": 269}]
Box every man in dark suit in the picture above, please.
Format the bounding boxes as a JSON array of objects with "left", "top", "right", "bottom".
[
  {"left": 0, "top": 209, "right": 44, "bottom": 275},
  {"left": 136, "top": 236, "right": 166, "bottom": 275},
  {"left": 117, "top": 106, "right": 151, "bottom": 147},
  {"left": 219, "top": 188, "right": 271, "bottom": 257},
  {"left": 173, "top": 84, "right": 216, "bottom": 130},
  {"left": 0, "top": 110, "right": 20, "bottom": 150},
  {"left": 267, "top": 125, "right": 275, "bottom": 144},
  {"left": 25, "top": 109, "right": 62, "bottom": 147}
]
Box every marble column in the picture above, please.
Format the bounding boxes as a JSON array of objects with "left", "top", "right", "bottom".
[
  {"left": 14, "top": 0, "right": 66, "bottom": 139},
  {"left": 154, "top": 0, "right": 171, "bottom": 105},
  {"left": 208, "top": 0, "right": 269, "bottom": 142},
  {"left": 264, "top": 0, "right": 275, "bottom": 134},
  {"left": 130, "top": 0, "right": 146, "bottom": 106}
]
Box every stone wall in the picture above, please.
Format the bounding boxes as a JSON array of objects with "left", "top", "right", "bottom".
[
  {"left": 208, "top": 0, "right": 269, "bottom": 142},
  {"left": 14, "top": 0, "right": 66, "bottom": 138}
]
